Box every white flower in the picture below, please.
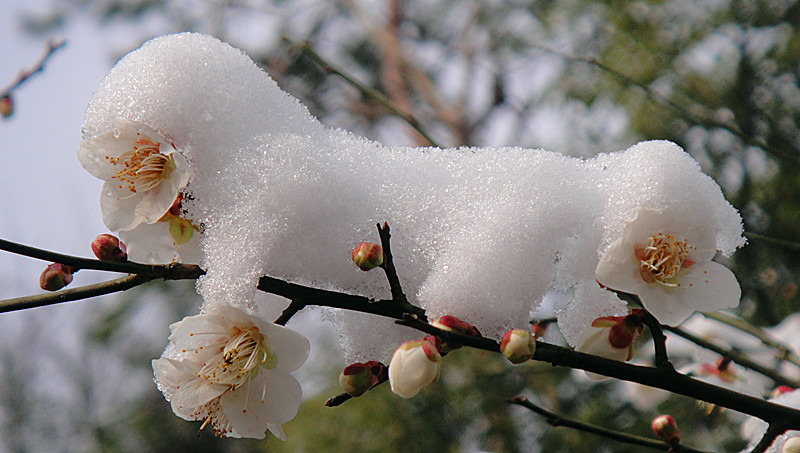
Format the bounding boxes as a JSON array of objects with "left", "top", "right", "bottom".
[
  {"left": 78, "top": 119, "right": 190, "bottom": 232},
  {"left": 595, "top": 207, "right": 741, "bottom": 326},
  {"left": 119, "top": 207, "right": 202, "bottom": 264},
  {"left": 152, "top": 302, "right": 310, "bottom": 439},
  {"left": 388, "top": 336, "right": 441, "bottom": 398}
]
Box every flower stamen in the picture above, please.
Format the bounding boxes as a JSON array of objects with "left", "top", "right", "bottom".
[
  {"left": 105, "top": 136, "right": 176, "bottom": 193},
  {"left": 635, "top": 233, "right": 696, "bottom": 287}
]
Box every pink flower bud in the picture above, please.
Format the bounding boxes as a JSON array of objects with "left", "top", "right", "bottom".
[
  {"left": 351, "top": 242, "right": 383, "bottom": 271},
  {"left": 773, "top": 386, "right": 794, "bottom": 398},
  {"left": 389, "top": 336, "right": 441, "bottom": 398},
  {"left": 431, "top": 315, "right": 481, "bottom": 354},
  {"left": 500, "top": 329, "right": 536, "bottom": 364},
  {"left": 783, "top": 437, "right": 800, "bottom": 453},
  {"left": 339, "top": 361, "right": 386, "bottom": 397},
  {"left": 651, "top": 415, "right": 680, "bottom": 445},
  {"left": 39, "top": 263, "right": 75, "bottom": 291},
  {"left": 91, "top": 234, "right": 128, "bottom": 262},
  {"left": 0, "top": 95, "right": 13, "bottom": 119}
]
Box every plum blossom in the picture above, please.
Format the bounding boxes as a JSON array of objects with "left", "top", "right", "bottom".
[
  {"left": 152, "top": 302, "right": 310, "bottom": 440},
  {"left": 595, "top": 207, "right": 741, "bottom": 326},
  {"left": 78, "top": 119, "right": 189, "bottom": 232},
  {"left": 119, "top": 195, "right": 202, "bottom": 263}
]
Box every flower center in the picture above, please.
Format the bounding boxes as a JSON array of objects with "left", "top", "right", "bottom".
[
  {"left": 197, "top": 326, "right": 271, "bottom": 389},
  {"left": 106, "top": 137, "right": 176, "bottom": 193},
  {"left": 635, "top": 233, "right": 696, "bottom": 287}
]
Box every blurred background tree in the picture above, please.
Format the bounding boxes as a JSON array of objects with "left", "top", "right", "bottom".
[{"left": 6, "top": 0, "right": 799, "bottom": 451}]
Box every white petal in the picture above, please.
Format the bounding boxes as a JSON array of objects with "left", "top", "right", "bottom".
[
  {"left": 120, "top": 223, "right": 178, "bottom": 264},
  {"left": 100, "top": 182, "right": 144, "bottom": 232},
  {"left": 594, "top": 238, "right": 647, "bottom": 294},
  {"left": 257, "top": 321, "right": 311, "bottom": 373},
  {"left": 220, "top": 369, "right": 303, "bottom": 439},
  {"left": 639, "top": 262, "right": 740, "bottom": 326},
  {"left": 77, "top": 122, "right": 144, "bottom": 180},
  {"left": 170, "top": 377, "right": 228, "bottom": 419}
]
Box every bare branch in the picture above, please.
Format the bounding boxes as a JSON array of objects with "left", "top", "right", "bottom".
[
  {"left": 0, "top": 275, "right": 148, "bottom": 313},
  {"left": 508, "top": 396, "right": 710, "bottom": 453},
  {"left": 1, "top": 39, "right": 67, "bottom": 97},
  {"left": 281, "top": 36, "right": 441, "bottom": 148}
]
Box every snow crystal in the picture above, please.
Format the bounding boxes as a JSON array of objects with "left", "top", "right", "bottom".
[{"left": 82, "top": 33, "right": 745, "bottom": 361}]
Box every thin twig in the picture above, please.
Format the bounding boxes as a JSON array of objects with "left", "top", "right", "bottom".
[
  {"left": 377, "top": 222, "right": 426, "bottom": 321},
  {"left": 664, "top": 325, "right": 800, "bottom": 388},
  {"left": 703, "top": 311, "right": 800, "bottom": 371},
  {"left": 0, "top": 238, "right": 204, "bottom": 279},
  {"left": 508, "top": 396, "right": 710, "bottom": 452},
  {"left": 274, "top": 299, "right": 306, "bottom": 326},
  {"left": 281, "top": 36, "right": 441, "bottom": 148},
  {"left": 1, "top": 39, "right": 67, "bottom": 97},
  {"left": 0, "top": 275, "right": 148, "bottom": 313},
  {"left": 640, "top": 310, "right": 675, "bottom": 372},
  {"left": 744, "top": 232, "right": 800, "bottom": 251}
]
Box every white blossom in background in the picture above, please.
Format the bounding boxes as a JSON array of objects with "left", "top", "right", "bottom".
[
  {"left": 575, "top": 311, "right": 644, "bottom": 380},
  {"left": 595, "top": 207, "right": 741, "bottom": 326},
  {"left": 741, "top": 389, "right": 800, "bottom": 452},
  {"left": 152, "top": 302, "right": 310, "bottom": 439},
  {"left": 78, "top": 119, "right": 189, "bottom": 232}
]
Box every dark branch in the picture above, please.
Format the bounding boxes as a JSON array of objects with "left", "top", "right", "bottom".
[
  {"left": 398, "top": 315, "right": 800, "bottom": 428},
  {"left": 508, "top": 396, "right": 710, "bottom": 452},
  {"left": 377, "top": 223, "right": 426, "bottom": 321},
  {"left": 0, "top": 238, "right": 204, "bottom": 279},
  {"left": 0, "top": 275, "right": 148, "bottom": 313},
  {"left": 640, "top": 311, "right": 674, "bottom": 371}
]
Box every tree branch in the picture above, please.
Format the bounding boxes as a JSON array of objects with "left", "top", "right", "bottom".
[
  {"left": 281, "top": 36, "right": 441, "bottom": 148},
  {"left": 664, "top": 324, "right": 800, "bottom": 388},
  {"left": 0, "top": 238, "right": 204, "bottom": 279},
  {"left": 397, "top": 315, "right": 800, "bottom": 428},
  {"left": 703, "top": 311, "right": 800, "bottom": 371},
  {"left": 508, "top": 396, "right": 710, "bottom": 452},
  {"left": 0, "top": 275, "right": 148, "bottom": 313},
  {"left": 1, "top": 39, "right": 67, "bottom": 97}
]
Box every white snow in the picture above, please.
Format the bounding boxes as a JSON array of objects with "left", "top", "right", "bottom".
[{"left": 82, "top": 33, "right": 744, "bottom": 360}]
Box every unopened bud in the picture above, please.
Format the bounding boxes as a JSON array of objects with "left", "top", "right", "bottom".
[
  {"left": 0, "top": 96, "right": 13, "bottom": 118},
  {"left": 500, "top": 329, "right": 536, "bottom": 364},
  {"left": 339, "top": 361, "right": 386, "bottom": 397},
  {"left": 168, "top": 216, "right": 195, "bottom": 245},
  {"left": 39, "top": 263, "right": 75, "bottom": 291},
  {"left": 351, "top": 242, "right": 383, "bottom": 271},
  {"left": 431, "top": 315, "right": 481, "bottom": 354},
  {"left": 389, "top": 335, "right": 441, "bottom": 398},
  {"left": 91, "top": 234, "right": 127, "bottom": 262},
  {"left": 651, "top": 415, "right": 680, "bottom": 445},
  {"left": 783, "top": 437, "right": 800, "bottom": 453}
]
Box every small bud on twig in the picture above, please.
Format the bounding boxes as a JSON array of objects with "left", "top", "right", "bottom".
[
  {"left": 91, "top": 234, "right": 127, "bottom": 262},
  {"left": 351, "top": 242, "right": 383, "bottom": 271},
  {"left": 651, "top": 414, "right": 680, "bottom": 445},
  {"left": 39, "top": 263, "right": 75, "bottom": 291}
]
